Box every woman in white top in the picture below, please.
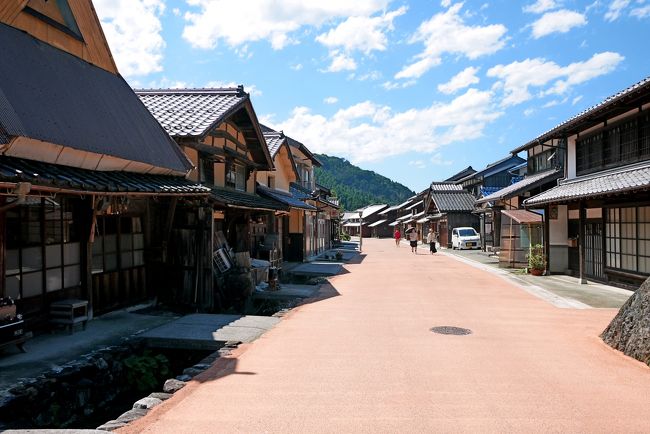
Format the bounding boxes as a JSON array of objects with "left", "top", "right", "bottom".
[
  {"left": 407, "top": 226, "right": 418, "bottom": 253},
  {"left": 426, "top": 227, "right": 437, "bottom": 254}
]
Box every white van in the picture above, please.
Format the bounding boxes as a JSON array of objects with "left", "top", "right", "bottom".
[{"left": 451, "top": 227, "right": 480, "bottom": 250}]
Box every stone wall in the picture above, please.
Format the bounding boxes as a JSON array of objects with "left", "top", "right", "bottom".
[{"left": 601, "top": 276, "right": 650, "bottom": 367}]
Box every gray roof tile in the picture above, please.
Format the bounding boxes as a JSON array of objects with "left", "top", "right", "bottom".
[
  {"left": 525, "top": 162, "right": 650, "bottom": 206},
  {"left": 477, "top": 169, "right": 562, "bottom": 203},
  {"left": 430, "top": 182, "right": 464, "bottom": 192},
  {"left": 136, "top": 88, "right": 247, "bottom": 137},
  {"left": 430, "top": 191, "right": 476, "bottom": 212},
  {"left": 262, "top": 131, "right": 285, "bottom": 157}
]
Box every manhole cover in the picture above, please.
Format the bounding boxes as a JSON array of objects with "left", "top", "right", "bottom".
[{"left": 430, "top": 326, "right": 472, "bottom": 335}]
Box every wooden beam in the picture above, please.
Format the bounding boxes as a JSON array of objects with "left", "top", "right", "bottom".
[
  {"left": 579, "top": 201, "right": 587, "bottom": 284},
  {"left": 210, "top": 130, "right": 246, "bottom": 149}
]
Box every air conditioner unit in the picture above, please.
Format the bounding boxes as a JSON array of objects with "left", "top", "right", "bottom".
[{"left": 213, "top": 248, "right": 232, "bottom": 273}]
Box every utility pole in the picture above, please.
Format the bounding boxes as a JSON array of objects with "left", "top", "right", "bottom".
[{"left": 358, "top": 210, "right": 363, "bottom": 253}]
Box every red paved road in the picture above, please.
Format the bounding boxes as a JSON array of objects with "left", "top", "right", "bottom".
[{"left": 122, "top": 239, "right": 650, "bottom": 433}]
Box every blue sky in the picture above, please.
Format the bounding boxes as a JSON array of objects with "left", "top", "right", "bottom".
[{"left": 95, "top": 0, "right": 650, "bottom": 192}]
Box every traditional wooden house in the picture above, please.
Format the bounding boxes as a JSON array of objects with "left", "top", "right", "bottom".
[
  {"left": 0, "top": 0, "right": 208, "bottom": 329},
  {"left": 341, "top": 204, "right": 388, "bottom": 237},
  {"left": 137, "top": 87, "right": 289, "bottom": 310},
  {"left": 425, "top": 183, "right": 478, "bottom": 247},
  {"left": 475, "top": 153, "right": 564, "bottom": 256},
  {"left": 444, "top": 166, "right": 476, "bottom": 183},
  {"left": 458, "top": 155, "right": 525, "bottom": 250},
  {"left": 257, "top": 127, "right": 316, "bottom": 264},
  {"left": 524, "top": 76, "right": 650, "bottom": 288}
]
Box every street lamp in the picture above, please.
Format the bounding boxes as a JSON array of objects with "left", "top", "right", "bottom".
[{"left": 358, "top": 210, "right": 363, "bottom": 253}]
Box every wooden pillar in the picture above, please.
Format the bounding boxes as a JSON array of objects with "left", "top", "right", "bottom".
[
  {"left": 84, "top": 197, "right": 96, "bottom": 319},
  {"left": 579, "top": 201, "right": 587, "bottom": 284},
  {"left": 544, "top": 205, "right": 550, "bottom": 275},
  {"left": 0, "top": 197, "right": 5, "bottom": 297}
]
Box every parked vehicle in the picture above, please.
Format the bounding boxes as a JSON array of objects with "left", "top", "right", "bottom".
[{"left": 451, "top": 227, "right": 480, "bottom": 250}]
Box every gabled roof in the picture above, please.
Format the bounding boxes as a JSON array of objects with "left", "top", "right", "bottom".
[
  {"left": 502, "top": 209, "right": 543, "bottom": 224},
  {"left": 290, "top": 182, "right": 314, "bottom": 199},
  {"left": 512, "top": 75, "right": 650, "bottom": 154},
  {"left": 0, "top": 156, "right": 208, "bottom": 195},
  {"left": 210, "top": 186, "right": 287, "bottom": 211},
  {"left": 477, "top": 169, "right": 562, "bottom": 204},
  {"left": 524, "top": 161, "right": 650, "bottom": 206},
  {"left": 261, "top": 127, "right": 300, "bottom": 180},
  {"left": 444, "top": 166, "right": 476, "bottom": 182},
  {"left": 379, "top": 198, "right": 414, "bottom": 214},
  {"left": 257, "top": 185, "right": 317, "bottom": 210},
  {"left": 430, "top": 182, "right": 464, "bottom": 192},
  {"left": 286, "top": 135, "right": 322, "bottom": 167},
  {"left": 137, "top": 87, "right": 273, "bottom": 169},
  {"left": 430, "top": 191, "right": 476, "bottom": 212},
  {"left": 0, "top": 23, "right": 191, "bottom": 175},
  {"left": 458, "top": 155, "right": 525, "bottom": 183},
  {"left": 367, "top": 219, "right": 387, "bottom": 228},
  {"left": 360, "top": 204, "right": 388, "bottom": 218}
]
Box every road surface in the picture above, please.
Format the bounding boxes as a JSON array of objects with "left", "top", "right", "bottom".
[{"left": 121, "top": 238, "right": 650, "bottom": 433}]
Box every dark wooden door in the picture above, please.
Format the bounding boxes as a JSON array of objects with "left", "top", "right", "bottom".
[{"left": 585, "top": 221, "right": 604, "bottom": 279}]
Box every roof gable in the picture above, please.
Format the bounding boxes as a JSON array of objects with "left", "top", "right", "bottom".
[
  {"left": 0, "top": 23, "right": 191, "bottom": 174},
  {"left": 137, "top": 88, "right": 273, "bottom": 169}
]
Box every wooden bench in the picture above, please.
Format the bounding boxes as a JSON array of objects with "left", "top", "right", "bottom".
[
  {"left": 50, "top": 299, "right": 89, "bottom": 334},
  {"left": 0, "top": 319, "right": 32, "bottom": 353}
]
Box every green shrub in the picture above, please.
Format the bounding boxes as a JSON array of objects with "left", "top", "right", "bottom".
[
  {"left": 527, "top": 244, "right": 545, "bottom": 270},
  {"left": 341, "top": 233, "right": 351, "bottom": 241},
  {"left": 124, "top": 351, "right": 171, "bottom": 392}
]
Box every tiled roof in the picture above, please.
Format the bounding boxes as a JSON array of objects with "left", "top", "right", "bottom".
[
  {"left": 0, "top": 23, "right": 191, "bottom": 174},
  {"left": 257, "top": 185, "right": 316, "bottom": 210},
  {"left": 430, "top": 191, "right": 476, "bottom": 212},
  {"left": 367, "top": 219, "right": 387, "bottom": 228},
  {"left": 524, "top": 162, "right": 650, "bottom": 206},
  {"left": 444, "top": 166, "right": 475, "bottom": 182},
  {"left": 210, "top": 186, "right": 287, "bottom": 211},
  {"left": 137, "top": 88, "right": 247, "bottom": 137},
  {"left": 0, "top": 156, "right": 209, "bottom": 195},
  {"left": 458, "top": 155, "right": 525, "bottom": 182},
  {"left": 263, "top": 131, "right": 285, "bottom": 157},
  {"left": 360, "top": 204, "right": 388, "bottom": 218},
  {"left": 289, "top": 182, "right": 314, "bottom": 200},
  {"left": 286, "top": 135, "right": 321, "bottom": 167},
  {"left": 512, "top": 75, "right": 650, "bottom": 154},
  {"left": 379, "top": 199, "right": 413, "bottom": 214},
  {"left": 341, "top": 212, "right": 358, "bottom": 221},
  {"left": 430, "top": 182, "right": 463, "bottom": 192},
  {"left": 477, "top": 169, "right": 562, "bottom": 204},
  {"left": 480, "top": 186, "right": 502, "bottom": 197},
  {"left": 502, "top": 209, "right": 543, "bottom": 224},
  {"left": 405, "top": 200, "right": 423, "bottom": 210}
]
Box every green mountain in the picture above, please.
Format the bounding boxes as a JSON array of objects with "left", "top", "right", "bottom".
[{"left": 314, "top": 154, "right": 415, "bottom": 211}]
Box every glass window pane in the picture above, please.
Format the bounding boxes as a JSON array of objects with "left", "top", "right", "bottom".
[
  {"left": 132, "top": 217, "right": 142, "bottom": 233},
  {"left": 121, "top": 251, "right": 133, "bottom": 268},
  {"left": 134, "top": 234, "right": 144, "bottom": 249},
  {"left": 46, "top": 244, "right": 62, "bottom": 268},
  {"left": 22, "top": 272, "right": 42, "bottom": 298},
  {"left": 46, "top": 268, "right": 63, "bottom": 292},
  {"left": 22, "top": 246, "right": 42, "bottom": 271},
  {"left": 64, "top": 265, "right": 81, "bottom": 288},
  {"left": 121, "top": 234, "right": 133, "bottom": 252},
  {"left": 64, "top": 242, "right": 80, "bottom": 265},
  {"left": 640, "top": 256, "right": 650, "bottom": 274},
  {"left": 92, "top": 237, "right": 104, "bottom": 255},
  {"left": 133, "top": 250, "right": 144, "bottom": 266},
  {"left": 5, "top": 276, "right": 20, "bottom": 300},
  {"left": 105, "top": 254, "right": 117, "bottom": 272},
  {"left": 6, "top": 249, "right": 19, "bottom": 274},
  {"left": 92, "top": 256, "right": 103, "bottom": 274},
  {"left": 105, "top": 235, "right": 117, "bottom": 253}
]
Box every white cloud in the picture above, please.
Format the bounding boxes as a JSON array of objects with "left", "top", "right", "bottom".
[
  {"left": 323, "top": 52, "right": 357, "bottom": 72},
  {"left": 324, "top": 97, "right": 339, "bottom": 104},
  {"left": 316, "top": 7, "right": 406, "bottom": 54},
  {"left": 631, "top": 5, "right": 650, "bottom": 18},
  {"left": 291, "top": 63, "right": 304, "bottom": 71},
  {"left": 395, "top": 3, "right": 507, "bottom": 80},
  {"left": 205, "top": 81, "right": 263, "bottom": 97},
  {"left": 572, "top": 95, "right": 584, "bottom": 105},
  {"left": 605, "top": 0, "right": 631, "bottom": 21},
  {"left": 382, "top": 80, "right": 417, "bottom": 90},
  {"left": 172, "top": 7, "right": 181, "bottom": 16},
  {"left": 487, "top": 51, "right": 624, "bottom": 106},
  {"left": 524, "top": 108, "right": 535, "bottom": 116},
  {"left": 441, "top": 0, "right": 452, "bottom": 7},
  {"left": 94, "top": 0, "right": 166, "bottom": 77},
  {"left": 358, "top": 71, "right": 382, "bottom": 81},
  {"left": 266, "top": 88, "right": 502, "bottom": 163},
  {"left": 531, "top": 10, "right": 587, "bottom": 38},
  {"left": 523, "top": 0, "right": 559, "bottom": 14},
  {"left": 438, "top": 67, "right": 480, "bottom": 94},
  {"left": 542, "top": 97, "right": 568, "bottom": 108},
  {"left": 409, "top": 160, "right": 427, "bottom": 169},
  {"left": 182, "top": 0, "right": 389, "bottom": 50},
  {"left": 430, "top": 153, "right": 453, "bottom": 166},
  {"left": 146, "top": 77, "right": 191, "bottom": 89}
]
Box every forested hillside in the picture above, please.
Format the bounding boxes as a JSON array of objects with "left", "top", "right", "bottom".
[{"left": 314, "top": 154, "right": 415, "bottom": 211}]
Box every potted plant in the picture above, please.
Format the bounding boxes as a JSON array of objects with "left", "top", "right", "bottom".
[{"left": 527, "top": 244, "right": 546, "bottom": 276}]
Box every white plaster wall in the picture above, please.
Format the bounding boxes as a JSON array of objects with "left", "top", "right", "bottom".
[
  {"left": 567, "top": 135, "right": 576, "bottom": 179},
  {"left": 550, "top": 205, "right": 568, "bottom": 244}
]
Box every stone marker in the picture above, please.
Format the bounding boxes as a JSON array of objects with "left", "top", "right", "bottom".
[{"left": 601, "top": 276, "right": 650, "bottom": 366}]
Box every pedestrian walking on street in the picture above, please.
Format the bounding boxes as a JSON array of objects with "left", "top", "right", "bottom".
[
  {"left": 427, "top": 227, "right": 437, "bottom": 254},
  {"left": 394, "top": 228, "right": 401, "bottom": 247},
  {"left": 407, "top": 225, "right": 418, "bottom": 253}
]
